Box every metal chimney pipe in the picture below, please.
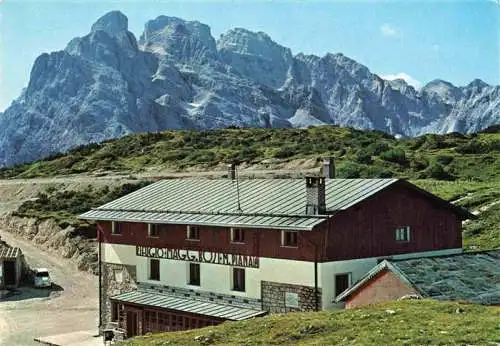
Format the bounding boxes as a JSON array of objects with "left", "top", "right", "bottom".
[{"left": 228, "top": 163, "right": 236, "bottom": 180}]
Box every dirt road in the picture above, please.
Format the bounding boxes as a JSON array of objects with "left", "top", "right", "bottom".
[{"left": 0, "top": 231, "right": 98, "bottom": 346}]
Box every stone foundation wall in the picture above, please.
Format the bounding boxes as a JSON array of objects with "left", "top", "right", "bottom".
[
  {"left": 101, "top": 262, "right": 137, "bottom": 328},
  {"left": 262, "top": 281, "right": 321, "bottom": 313}
]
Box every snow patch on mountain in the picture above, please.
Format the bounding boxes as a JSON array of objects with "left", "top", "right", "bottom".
[{"left": 380, "top": 72, "right": 422, "bottom": 90}]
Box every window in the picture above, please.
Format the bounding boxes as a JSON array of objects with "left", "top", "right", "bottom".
[
  {"left": 231, "top": 228, "right": 245, "bottom": 243},
  {"left": 188, "top": 263, "right": 200, "bottom": 286},
  {"left": 395, "top": 226, "right": 411, "bottom": 242},
  {"left": 149, "top": 259, "right": 160, "bottom": 281},
  {"left": 186, "top": 225, "right": 200, "bottom": 241},
  {"left": 148, "top": 223, "right": 160, "bottom": 237},
  {"left": 158, "top": 312, "right": 170, "bottom": 332},
  {"left": 232, "top": 268, "right": 245, "bottom": 292},
  {"left": 111, "top": 303, "right": 124, "bottom": 323},
  {"left": 281, "top": 230, "right": 298, "bottom": 247},
  {"left": 335, "top": 273, "right": 350, "bottom": 297},
  {"left": 113, "top": 269, "right": 123, "bottom": 283},
  {"left": 111, "top": 221, "right": 122, "bottom": 235}
]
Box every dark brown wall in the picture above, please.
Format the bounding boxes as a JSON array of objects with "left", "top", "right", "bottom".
[
  {"left": 99, "top": 222, "right": 325, "bottom": 262},
  {"left": 325, "top": 183, "right": 462, "bottom": 261}
]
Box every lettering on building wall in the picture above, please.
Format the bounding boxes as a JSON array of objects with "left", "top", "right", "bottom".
[{"left": 136, "top": 246, "right": 259, "bottom": 268}]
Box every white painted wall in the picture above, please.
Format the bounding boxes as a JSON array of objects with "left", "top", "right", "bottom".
[
  {"left": 102, "top": 243, "right": 462, "bottom": 307},
  {"left": 102, "top": 243, "right": 315, "bottom": 300}
]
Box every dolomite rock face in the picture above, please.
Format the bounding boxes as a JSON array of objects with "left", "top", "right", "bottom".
[{"left": 0, "top": 10, "right": 498, "bottom": 166}]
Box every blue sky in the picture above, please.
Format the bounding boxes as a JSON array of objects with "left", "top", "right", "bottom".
[{"left": 0, "top": 0, "right": 498, "bottom": 111}]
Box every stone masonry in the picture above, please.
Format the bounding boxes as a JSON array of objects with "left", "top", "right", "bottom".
[
  {"left": 261, "top": 281, "right": 322, "bottom": 313},
  {"left": 101, "top": 262, "right": 137, "bottom": 329}
]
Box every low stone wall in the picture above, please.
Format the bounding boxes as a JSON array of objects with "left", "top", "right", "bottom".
[
  {"left": 262, "top": 281, "right": 321, "bottom": 313},
  {"left": 0, "top": 214, "right": 98, "bottom": 274},
  {"left": 101, "top": 262, "right": 137, "bottom": 327}
]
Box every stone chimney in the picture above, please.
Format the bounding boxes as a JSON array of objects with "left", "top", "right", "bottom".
[
  {"left": 228, "top": 162, "right": 236, "bottom": 180},
  {"left": 322, "top": 157, "right": 335, "bottom": 179},
  {"left": 305, "top": 176, "right": 326, "bottom": 215}
]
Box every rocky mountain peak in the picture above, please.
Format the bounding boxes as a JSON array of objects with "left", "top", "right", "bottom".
[
  {"left": 386, "top": 78, "right": 412, "bottom": 93},
  {"left": 217, "top": 27, "right": 293, "bottom": 88},
  {"left": 422, "top": 79, "right": 457, "bottom": 94},
  {"left": 422, "top": 79, "right": 461, "bottom": 103},
  {"left": 138, "top": 16, "right": 217, "bottom": 63},
  {"left": 466, "top": 78, "right": 489, "bottom": 91},
  {"left": 90, "top": 10, "right": 128, "bottom": 38},
  {"left": 217, "top": 28, "right": 291, "bottom": 60}
]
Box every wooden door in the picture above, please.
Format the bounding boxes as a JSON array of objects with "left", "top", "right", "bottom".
[
  {"left": 126, "top": 310, "right": 139, "bottom": 337},
  {"left": 3, "top": 260, "right": 16, "bottom": 286}
]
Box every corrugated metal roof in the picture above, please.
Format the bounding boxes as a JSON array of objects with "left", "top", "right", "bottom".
[
  {"left": 79, "top": 178, "right": 397, "bottom": 228},
  {"left": 95, "top": 178, "right": 396, "bottom": 215},
  {"left": 80, "top": 178, "right": 398, "bottom": 229},
  {"left": 79, "top": 210, "right": 324, "bottom": 230},
  {"left": 110, "top": 289, "right": 266, "bottom": 321},
  {"left": 0, "top": 246, "right": 22, "bottom": 259}
]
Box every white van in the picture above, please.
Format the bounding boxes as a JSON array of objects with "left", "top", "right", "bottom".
[{"left": 33, "top": 268, "right": 52, "bottom": 288}]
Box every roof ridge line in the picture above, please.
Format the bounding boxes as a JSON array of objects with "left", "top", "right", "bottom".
[
  {"left": 389, "top": 249, "right": 500, "bottom": 262},
  {"left": 93, "top": 207, "right": 329, "bottom": 219}
]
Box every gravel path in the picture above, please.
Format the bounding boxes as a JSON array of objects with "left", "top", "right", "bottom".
[{"left": 0, "top": 231, "right": 98, "bottom": 346}]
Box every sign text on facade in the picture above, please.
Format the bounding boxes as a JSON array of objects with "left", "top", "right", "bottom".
[{"left": 136, "top": 246, "right": 259, "bottom": 268}]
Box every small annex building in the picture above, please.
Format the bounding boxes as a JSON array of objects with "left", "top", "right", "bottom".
[
  {"left": 0, "top": 245, "right": 24, "bottom": 290},
  {"left": 80, "top": 161, "right": 474, "bottom": 339},
  {"left": 336, "top": 250, "right": 500, "bottom": 308}
]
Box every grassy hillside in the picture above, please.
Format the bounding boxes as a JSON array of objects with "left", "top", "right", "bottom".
[
  {"left": 124, "top": 300, "right": 500, "bottom": 346},
  {"left": 1, "top": 126, "right": 499, "bottom": 181},
  {"left": 412, "top": 179, "right": 500, "bottom": 250}
]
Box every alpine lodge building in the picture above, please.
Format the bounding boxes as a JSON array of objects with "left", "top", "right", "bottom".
[{"left": 79, "top": 161, "right": 473, "bottom": 338}]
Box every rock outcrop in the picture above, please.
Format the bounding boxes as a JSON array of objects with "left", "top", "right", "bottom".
[{"left": 0, "top": 215, "right": 98, "bottom": 274}]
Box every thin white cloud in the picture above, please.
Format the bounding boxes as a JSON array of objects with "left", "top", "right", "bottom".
[
  {"left": 380, "top": 72, "right": 422, "bottom": 90},
  {"left": 380, "top": 23, "right": 399, "bottom": 38}
]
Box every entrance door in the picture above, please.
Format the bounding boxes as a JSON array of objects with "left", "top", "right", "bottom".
[
  {"left": 3, "top": 260, "right": 16, "bottom": 286},
  {"left": 126, "top": 310, "right": 139, "bottom": 337}
]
